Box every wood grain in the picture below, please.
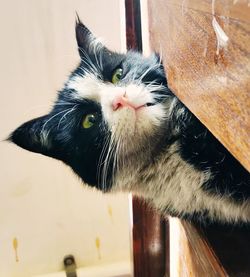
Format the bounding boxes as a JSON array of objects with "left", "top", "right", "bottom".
[
  {"left": 148, "top": 0, "right": 250, "bottom": 171},
  {"left": 125, "top": 0, "right": 143, "bottom": 51},
  {"left": 170, "top": 218, "right": 228, "bottom": 276}
]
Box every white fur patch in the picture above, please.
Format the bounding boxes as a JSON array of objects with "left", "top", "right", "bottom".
[
  {"left": 67, "top": 73, "right": 167, "bottom": 149},
  {"left": 67, "top": 74, "right": 101, "bottom": 101}
]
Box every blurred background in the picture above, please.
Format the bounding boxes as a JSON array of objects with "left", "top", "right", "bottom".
[{"left": 0, "top": 0, "right": 132, "bottom": 276}]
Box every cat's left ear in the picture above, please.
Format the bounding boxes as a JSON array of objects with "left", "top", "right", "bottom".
[
  {"left": 9, "top": 115, "right": 63, "bottom": 160},
  {"left": 75, "top": 15, "right": 105, "bottom": 56}
]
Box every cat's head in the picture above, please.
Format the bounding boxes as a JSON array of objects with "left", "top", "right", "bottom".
[{"left": 10, "top": 19, "right": 172, "bottom": 191}]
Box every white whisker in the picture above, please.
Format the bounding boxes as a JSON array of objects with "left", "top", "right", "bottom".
[
  {"left": 57, "top": 104, "right": 79, "bottom": 129},
  {"left": 97, "top": 132, "right": 111, "bottom": 187},
  {"left": 138, "top": 63, "right": 161, "bottom": 83},
  {"left": 78, "top": 48, "right": 103, "bottom": 79},
  {"left": 40, "top": 107, "right": 75, "bottom": 137}
]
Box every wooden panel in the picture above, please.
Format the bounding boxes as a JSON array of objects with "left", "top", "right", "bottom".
[
  {"left": 125, "top": 0, "right": 142, "bottom": 50},
  {"left": 169, "top": 218, "right": 227, "bottom": 276},
  {"left": 148, "top": 0, "right": 250, "bottom": 171},
  {"left": 132, "top": 198, "right": 167, "bottom": 277}
]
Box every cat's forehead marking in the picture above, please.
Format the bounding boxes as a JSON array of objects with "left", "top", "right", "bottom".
[
  {"left": 66, "top": 73, "right": 127, "bottom": 106},
  {"left": 66, "top": 73, "right": 154, "bottom": 105},
  {"left": 67, "top": 74, "right": 101, "bottom": 102}
]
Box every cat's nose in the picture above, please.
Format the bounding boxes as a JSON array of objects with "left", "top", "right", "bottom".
[{"left": 112, "top": 95, "right": 137, "bottom": 111}]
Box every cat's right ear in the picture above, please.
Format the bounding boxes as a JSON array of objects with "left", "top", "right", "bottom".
[{"left": 75, "top": 15, "right": 104, "bottom": 57}]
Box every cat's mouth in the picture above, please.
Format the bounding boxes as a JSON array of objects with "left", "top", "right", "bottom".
[
  {"left": 133, "top": 102, "right": 155, "bottom": 111},
  {"left": 132, "top": 102, "right": 155, "bottom": 111},
  {"left": 125, "top": 102, "right": 156, "bottom": 113},
  {"left": 145, "top": 103, "right": 155, "bottom": 107}
]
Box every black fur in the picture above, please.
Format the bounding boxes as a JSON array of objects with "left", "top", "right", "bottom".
[{"left": 172, "top": 102, "right": 250, "bottom": 202}]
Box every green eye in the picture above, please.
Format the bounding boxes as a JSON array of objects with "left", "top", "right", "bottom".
[
  {"left": 111, "top": 68, "right": 123, "bottom": 84},
  {"left": 82, "top": 114, "right": 97, "bottom": 129}
]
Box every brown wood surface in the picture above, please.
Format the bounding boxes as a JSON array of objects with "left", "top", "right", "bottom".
[
  {"left": 133, "top": 198, "right": 167, "bottom": 277},
  {"left": 148, "top": 0, "right": 250, "bottom": 172},
  {"left": 170, "top": 218, "right": 228, "bottom": 276},
  {"left": 125, "top": 0, "right": 142, "bottom": 51}
]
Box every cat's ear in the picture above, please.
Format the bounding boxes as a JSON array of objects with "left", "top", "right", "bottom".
[
  {"left": 9, "top": 115, "right": 61, "bottom": 160},
  {"left": 75, "top": 15, "right": 105, "bottom": 56}
]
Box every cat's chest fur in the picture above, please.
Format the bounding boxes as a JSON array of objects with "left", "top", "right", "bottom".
[{"left": 112, "top": 141, "right": 250, "bottom": 223}]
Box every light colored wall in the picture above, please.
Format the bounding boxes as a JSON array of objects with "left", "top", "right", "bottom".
[{"left": 0, "top": 1, "right": 131, "bottom": 276}]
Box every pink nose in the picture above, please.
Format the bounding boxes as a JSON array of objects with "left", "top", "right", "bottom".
[{"left": 112, "top": 95, "right": 136, "bottom": 111}]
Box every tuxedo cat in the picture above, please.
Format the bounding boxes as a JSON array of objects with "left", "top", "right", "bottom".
[{"left": 10, "top": 18, "right": 250, "bottom": 224}]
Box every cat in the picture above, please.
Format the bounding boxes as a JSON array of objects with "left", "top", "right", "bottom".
[{"left": 9, "top": 18, "right": 250, "bottom": 224}]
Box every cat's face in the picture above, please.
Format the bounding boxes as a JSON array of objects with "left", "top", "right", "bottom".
[{"left": 10, "top": 20, "right": 171, "bottom": 191}]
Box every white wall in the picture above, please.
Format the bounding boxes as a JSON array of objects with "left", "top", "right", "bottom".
[{"left": 0, "top": 1, "right": 131, "bottom": 276}]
